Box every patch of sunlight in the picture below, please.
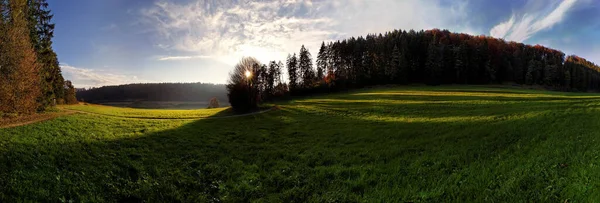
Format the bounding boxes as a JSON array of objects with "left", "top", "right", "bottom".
[
  {"left": 288, "top": 103, "right": 545, "bottom": 123},
  {"left": 356, "top": 111, "right": 545, "bottom": 123},
  {"left": 64, "top": 104, "right": 231, "bottom": 119},
  {"left": 354, "top": 91, "right": 600, "bottom": 99},
  {"left": 296, "top": 98, "right": 591, "bottom": 106}
]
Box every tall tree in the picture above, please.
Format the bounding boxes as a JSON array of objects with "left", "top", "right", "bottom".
[
  {"left": 28, "top": 0, "right": 65, "bottom": 108},
  {"left": 286, "top": 53, "right": 299, "bottom": 91},
  {"left": 387, "top": 45, "right": 400, "bottom": 83},
  {"left": 298, "top": 45, "right": 315, "bottom": 88},
  {"left": 0, "top": 0, "right": 41, "bottom": 114},
  {"left": 425, "top": 38, "right": 442, "bottom": 85},
  {"left": 316, "top": 42, "right": 327, "bottom": 82},
  {"left": 64, "top": 80, "right": 77, "bottom": 104}
]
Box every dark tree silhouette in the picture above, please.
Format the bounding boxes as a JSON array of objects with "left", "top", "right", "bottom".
[{"left": 226, "top": 57, "right": 262, "bottom": 113}]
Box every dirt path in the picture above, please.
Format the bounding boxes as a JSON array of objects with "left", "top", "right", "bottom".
[{"left": 0, "top": 110, "right": 77, "bottom": 129}]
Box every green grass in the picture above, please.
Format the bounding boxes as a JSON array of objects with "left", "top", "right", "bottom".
[
  {"left": 3, "top": 85, "right": 600, "bottom": 201},
  {"left": 64, "top": 103, "right": 232, "bottom": 119}
]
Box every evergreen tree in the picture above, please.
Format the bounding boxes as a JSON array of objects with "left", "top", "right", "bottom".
[
  {"left": 316, "top": 42, "right": 327, "bottom": 82},
  {"left": 526, "top": 59, "right": 536, "bottom": 85},
  {"left": 564, "top": 70, "right": 571, "bottom": 90},
  {"left": 28, "top": 0, "right": 65, "bottom": 108},
  {"left": 454, "top": 44, "right": 468, "bottom": 83},
  {"left": 286, "top": 54, "right": 299, "bottom": 91},
  {"left": 298, "top": 45, "right": 314, "bottom": 88},
  {"left": 398, "top": 45, "right": 409, "bottom": 84},
  {"left": 266, "top": 61, "right": 278, "bottom": 98},
  {"left": 425, "top": 39, "right": 442, "bottom": 85},
  {"left": 484, "top": 58, "right": 495, "bottom": 83},
  {"left": 388, "top": 45, "right": 400, "bottom": 83}
]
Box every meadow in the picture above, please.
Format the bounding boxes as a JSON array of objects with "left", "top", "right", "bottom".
[{"left": 2, "top": 85, "right": 600, "bottom": 202}]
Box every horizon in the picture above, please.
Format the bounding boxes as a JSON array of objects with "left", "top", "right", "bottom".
[{"left": 49, "top": 0, "right": 600, "bottom": 88}]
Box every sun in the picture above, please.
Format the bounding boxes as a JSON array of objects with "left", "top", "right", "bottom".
[{"left": 245, "top": 70, "right": 252, "bottom": 78}]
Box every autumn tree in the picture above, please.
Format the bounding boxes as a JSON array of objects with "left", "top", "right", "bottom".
[
  {"left": 64, "top": 80, "right": 77, "bottom": 104},
  {"left": 0, "top": 0, "right": 41, "bottom": 114}
]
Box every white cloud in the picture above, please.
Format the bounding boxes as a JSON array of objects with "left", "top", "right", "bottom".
[
  {"left": 140, "top": 0, "right": 477, "bottom": 66},
  {"left": 61, "top": 65, "right": 151, "bottom": 88},
  {"left": 157, "top": 55, "right": 213, "bottom": 61},
  {"left": 490, "top": 0, "right": 578, "bottom": 42}
]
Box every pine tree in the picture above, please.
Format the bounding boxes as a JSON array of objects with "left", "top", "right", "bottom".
[
  {"left": 298, "top": 45, "right": 314, "bottom": 88},
  {"left": 425, "top": 39, "right": 442, "bottom": 85},
  {"left": 388, "top": 45, "right": 400, "bottom": 83},
  {"left": 266, "top": 61, "right": 278, "bottom": 98},
  {"left": 454, "top": 44, "right": 468, "bottom": 83},
  {"left": 564, "top": 70, "right": 571, "bottom": 90},
  {"left": 286, "top": 54, "right": 299, "bottom": 91},
  {"left": 484, "top": 58, "right": 495, "bottom": 83},
  {"left": 526, "top": 60, "right": 536, "bottom": 85},
  {"left": 28, "top": 0, "right": 65, "bottom": 108},
  {"left": 316, "top": 42, "right": 327, "bottom": 82},
  {"left": 398, "top": 46, "right": 409, "bottom": 84}
]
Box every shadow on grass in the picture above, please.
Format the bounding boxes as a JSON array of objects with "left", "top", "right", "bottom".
[{"left": 2, "top": 89, "right": 600, "bottom": 202}]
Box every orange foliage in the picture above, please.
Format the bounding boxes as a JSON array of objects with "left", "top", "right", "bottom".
[{"left": 0, "top": 0, "right": 41, "bottom": 115}]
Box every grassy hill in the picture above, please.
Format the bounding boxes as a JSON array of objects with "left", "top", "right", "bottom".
[{"left": 2, "top": 86, "right": 600, "bottom": 201}]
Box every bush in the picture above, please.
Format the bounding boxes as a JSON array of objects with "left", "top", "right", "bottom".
[
  {"left": 227, "top": 57, "right": 262, "bottom": 113},
  {"left": 207, "top": 97, "right": 220, "bottom": 109}
]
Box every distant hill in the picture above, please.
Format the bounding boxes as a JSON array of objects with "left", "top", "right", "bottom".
[{"left": 76, "top": 83, "right": 227, "bottom": 104}]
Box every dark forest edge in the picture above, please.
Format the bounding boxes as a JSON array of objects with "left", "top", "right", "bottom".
[
  {"left": 0, "top": 0, "right": 76, "bottom": 117},
  {"left": 227, "top": 28, "right": 600, "bottom": 112},
  {"left": 76, "top": 83, "right": 227, "bottom": 105}
]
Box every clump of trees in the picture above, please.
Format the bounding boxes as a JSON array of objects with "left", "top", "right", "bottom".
[
  {"left": 226, "top": 57, "right": 287, "bottom": 113},
  {"left": 0, "top": 0, "right": 75, "bottom": 116},
  {"left": 228, "top": 28, "right": 600, "bottom": 112},
  {"left": 227, "top": 57, "right": 262, "bottom": 113}
]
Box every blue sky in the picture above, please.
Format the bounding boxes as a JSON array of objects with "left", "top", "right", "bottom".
[{"left": 48, "top": 0, "right": 600, "bottom": 88}]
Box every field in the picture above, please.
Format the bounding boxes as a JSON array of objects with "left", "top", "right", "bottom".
[
  {"left": 3, "top": 85, "right": 600, "bottom": 201},
  {"left": 64, "top": 104, "right": 232, "bottom": 119},
  {"left": 97, "top": 101, "right": 229, "bottom": 109}
]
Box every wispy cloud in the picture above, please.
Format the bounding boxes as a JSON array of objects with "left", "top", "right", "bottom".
[
  {"left": 490, "top": 0, "right": 578, "bottom": 42},
  {"left": 140, "top": 0, "right": 477, "bottom": 65},
  {"left": 157, "top": 55, "right": 213, "bottom": 61},
  {"left": 61, "top": 65, "right": 150, "bottom": 88}
]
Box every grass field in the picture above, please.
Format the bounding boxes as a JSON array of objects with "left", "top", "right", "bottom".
[
  {"left": 3, "top": 85, "right": 600, "bottom": 201},
  {"left": 64, "top": 104, "right": 232, "bottom": 119}
]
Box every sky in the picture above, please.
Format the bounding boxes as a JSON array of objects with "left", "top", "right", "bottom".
[{"left": 47, "top": 0, "right": 600, "bottom": 88}]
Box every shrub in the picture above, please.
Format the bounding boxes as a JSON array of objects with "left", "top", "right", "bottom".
[
  {"left": 227, "top": 57, "right": 262, "bottom": 113},
  {"left": 207, "top": 97, "right": 220, "bottom": 109}
]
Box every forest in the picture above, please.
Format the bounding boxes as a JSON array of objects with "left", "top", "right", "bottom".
[
  {"left": 229, "top": 28, "right": 600, "bottom": 110},
  {"left": 0, "top": 0, "right": 76, "bottom": 116},
  {"left": 76, "top": 83, "right": 227, "bottom": 103}
]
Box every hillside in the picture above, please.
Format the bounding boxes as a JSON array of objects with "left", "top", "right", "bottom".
[
  {"left": 76, "top": 83, "right": 227, "bottom": 104},
  {"left": 3, "top": 86, "right": 600, "bottom": 201}
]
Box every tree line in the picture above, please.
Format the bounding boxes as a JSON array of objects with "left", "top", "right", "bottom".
[
  {"left": 0, "top": 0, "right": 75, "bottom": 116},
  {"left": 76, "top": 83, "right": 227, "bottom": 103},
  {"left": 227, "top": 28, "right": 600, "bottom": 112}
]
